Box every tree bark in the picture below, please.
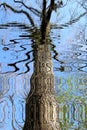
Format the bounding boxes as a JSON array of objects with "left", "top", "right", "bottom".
[{"left": 23, "top": 44, "right": 60, "bottom": 130}]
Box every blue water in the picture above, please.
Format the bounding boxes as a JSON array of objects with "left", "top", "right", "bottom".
[{"left": 0, "top": 21, "right": 87, "bottom": 130}]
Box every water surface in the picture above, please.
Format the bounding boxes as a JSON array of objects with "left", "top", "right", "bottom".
[{"left": 0, "top": 22, "right": 87, "bottom": 130}]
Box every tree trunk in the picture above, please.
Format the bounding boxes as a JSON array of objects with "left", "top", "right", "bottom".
[{"left": 23, "top": 44, "right": 60, "bottom": 130}]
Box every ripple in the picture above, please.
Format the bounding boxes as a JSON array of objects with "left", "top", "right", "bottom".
[
  {"left": 0, "top": 22, "right": 87, "bottom": 130},
  {"left": 0, "top": 73, "right": 30, "bottom": 130},
  {"left": 2, "top": 47, "right": 9, "bottom": 51},
  {"left": 0, "top": 23, "right": 34, "bottom": 74}
]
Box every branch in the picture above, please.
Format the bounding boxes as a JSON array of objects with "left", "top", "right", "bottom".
[
  {"left": 61, "top": 11, "right": 87, "bottom": 27},
  {"left": 69, "top": 11, "right": 87, "bottom": 24},
  {"left": 0, "top": 3, "right": 35, "bottom": 26},
  {"left": 41, "top": 0, "right": 55, "bottom": 28},
  {"left": 46, "top": 0, "right": 55, "bottom": 24},
  {"left": 52, "top": 11, "right": 87, "bottom": 29},
  {"left": 77, "top": 0, "right": 87, "bottom": 10},
  {"left": 42, "top": 0, "right": 46, "bottom": 20},
  {"left": 14, "top": 0, "right": 41, "bottom": 16},
  {"left": 46, "top": 0, "right": 64, "bottom": 23},
  {"left": 40, "top": 0, "right": 56, "bottom": 41}
]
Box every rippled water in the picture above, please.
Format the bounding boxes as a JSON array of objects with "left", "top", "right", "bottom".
[
  {"left": 52, "top": 23, "right": 87, "bottom": 130},
  {"left": 0, "top": 22, "right": 87, "bottom": 130}
]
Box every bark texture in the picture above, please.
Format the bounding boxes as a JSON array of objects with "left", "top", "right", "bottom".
[{"left": 23, "top": 44, "right": 60, "bottom": 130}]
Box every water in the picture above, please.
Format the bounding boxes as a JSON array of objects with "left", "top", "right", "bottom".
[
  {"left": 51, "top": 22, "right": 87, "bottom": 130},
  {"left": 0, "top": 22, "right": 87, "bottom": 130}
]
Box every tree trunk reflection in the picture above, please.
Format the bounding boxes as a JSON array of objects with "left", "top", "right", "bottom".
[{"left": 23, "top": 43, "right": 60, "bottom": 130}]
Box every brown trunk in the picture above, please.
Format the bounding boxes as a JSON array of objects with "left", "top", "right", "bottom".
[{"left": 23, "top": 44, "right": 60, "bottom": 130}]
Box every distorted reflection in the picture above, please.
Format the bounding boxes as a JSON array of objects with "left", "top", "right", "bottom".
[
  {"left": 0, "top": 20, "right": 87, "bottom": 130},
  {"left": 0, "top": 73, "right": 30, "bottom": 130},
  {"left": 0, "top": 23, "right": 33, "bottom": 75},
  {"left": 53, "top": 22, "right": 87, "bottom": 130}
]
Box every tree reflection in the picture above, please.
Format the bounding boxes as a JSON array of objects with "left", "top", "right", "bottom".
[
  {"left": 0, "top": 0, "right": 87, "bottom": 27},
  {"left": 23, "top": 43, "right": 60, "bottom": 130},
  {"left": 0, "top": 0, "right": 87, "bottom": 130},
  {"left": 21, "top": 18, "right": 61, "bottom": 129}
]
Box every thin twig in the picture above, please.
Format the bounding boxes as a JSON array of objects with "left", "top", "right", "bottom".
[
  {"left": 77, "top": 0, "right": 87, "bottom": 10},
  {"left": 14, "top": 0, "right": 41, "bottom": 16},
  {"left": 0, "top": 3, "right": 35, "bottom": 26}
]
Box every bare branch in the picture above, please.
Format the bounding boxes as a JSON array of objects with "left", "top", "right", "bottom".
[
  {"left": 70, "top": 2, "right": 79, "bottom": 21},
  {"left": 42, "top": 0, "right": 46, "bottom": 20},
  {"left": 62, "top": 11, "right": 87, "bottom": 26},
  {"left": 0, "top": 3, "right": 35, "bottom": 26},
  {"left": 46, "top": 0, "right": 55, "bottom": 24},
  {"left": 41, "top": 0, "right": 57, "bottom": 41},
  {"left": 14, "top": 0, "right": 29, "bottom": 9},
  {"left": 41, "top": 0, "right": 55, "bottom": 31},
  {"left": 77, "top": 0, "right": 87, "bottom": 10},
  {"left": 69, "top": 11, "right": 87, "bottom": 24},
  {"left": 29, "top": 7, "right": 41, "bottom": 17},
  {"left": 14, "top": 0, "right": 41, "bottom": 16},
  {"left": 52, "top": 11, "right": 87, "bottom": 29}
]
